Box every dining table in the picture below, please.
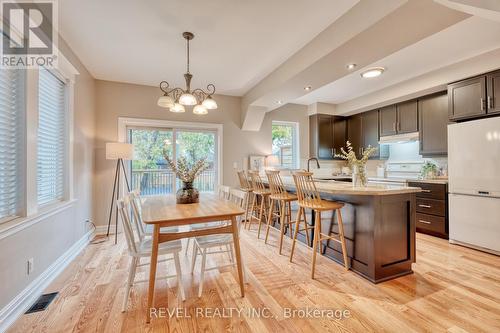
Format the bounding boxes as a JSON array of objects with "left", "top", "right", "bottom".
[{"left": 140, "top": 193, "right": 246, "bottom": 323}]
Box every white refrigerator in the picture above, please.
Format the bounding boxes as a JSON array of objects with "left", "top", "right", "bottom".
[{"left": 448, "top": 117, "right": 500, "bottom": 255}]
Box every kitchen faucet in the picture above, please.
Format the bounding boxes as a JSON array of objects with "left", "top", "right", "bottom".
[{"left": 307, "top": 157, "right": 320, "bottom": 172}]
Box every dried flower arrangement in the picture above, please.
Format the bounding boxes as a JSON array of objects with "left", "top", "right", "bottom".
[
  {"left": 164, "top": 155, "right": 209, "bottom": 183},
  {"left": 335, "top": 141, "right": 377, "bottom": 186}
]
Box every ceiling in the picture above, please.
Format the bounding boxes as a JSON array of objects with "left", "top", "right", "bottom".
[{"left": 59, "top": 0, "right": 359, "bottom": 96}]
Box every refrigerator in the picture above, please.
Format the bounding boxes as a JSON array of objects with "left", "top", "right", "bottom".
[{"left": 448, "top": 117, "right": 500, "bottom": 255}]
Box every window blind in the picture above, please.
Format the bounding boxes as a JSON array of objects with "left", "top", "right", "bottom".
[
  {"left": 0, "top": 69, "right": 24, "bottom": 221},
  {"left": 37, "top": 68, "right": 66, "bottom": 205}
]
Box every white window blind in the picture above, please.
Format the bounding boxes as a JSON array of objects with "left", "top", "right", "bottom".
[
  {"left": 0, "top": 69, "right": 24, "bottom": 221},
  {"left": 37, "top": 68, "right": 67, "bottom": 205}
]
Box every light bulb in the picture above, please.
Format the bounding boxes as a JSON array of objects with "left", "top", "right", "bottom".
[
  {"left": 170, "top": 103, "right": 185, "bottom": 113},
  {"left": 193, "top": 104, "right": 208, "bottom": 115},
  {"left": 179, "top": 93, "right": 197, "bottom": 105},
  {"left": 202, "top": 96, "right": 218, "bottom": 109},
  {"left": 157, "top": 95, "right": 174, "bottom": 108}
]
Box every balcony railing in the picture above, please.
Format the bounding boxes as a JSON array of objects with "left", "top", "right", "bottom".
[{"left": 131, "top": 169, "right": 216, "bottom": 195}]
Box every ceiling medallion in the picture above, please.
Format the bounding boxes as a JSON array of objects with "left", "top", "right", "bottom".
[{"left": 157, "top": 32, "right": 218, "bottom": 114}]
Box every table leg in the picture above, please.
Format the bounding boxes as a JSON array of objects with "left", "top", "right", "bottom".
[
  {"left": 146, "top": 224, "right": 160, "bottom": 323},
  {"left": 231, "top": 216, "right": 245, "bottom": 297}
]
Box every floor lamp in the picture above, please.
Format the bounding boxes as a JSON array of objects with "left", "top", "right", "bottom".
[{"left": 106, "top": 142, "right": 134, "bottom": 244}]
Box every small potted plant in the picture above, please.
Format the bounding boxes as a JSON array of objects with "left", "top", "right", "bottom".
[
  {"left": 335, "top": 141, "right": 377, "bottom": 187},
  {"left": 165, "top": 155, "right": 208, "bottom": 204},
  {"left": 421, "top": 161, "right": 438, "bottom": 179}
]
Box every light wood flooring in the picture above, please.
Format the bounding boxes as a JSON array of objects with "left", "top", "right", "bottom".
[{"left": 8, "top": 227, "right": 500, "bottom": 333}]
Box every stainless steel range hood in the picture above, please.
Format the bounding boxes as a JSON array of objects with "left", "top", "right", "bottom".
[{"left": 379, "top": 132, "right": 419, "bottom": 144}]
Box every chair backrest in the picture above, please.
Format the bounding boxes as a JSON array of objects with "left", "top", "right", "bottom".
[
  {"left": 292, "top": 171, "right": 321, "bottom": 207},
  {"left": 129, "top": 190, "right": 147, "bottom": 241},
  {"left": 237, "top": 170, "right": 252, "bottom": 191},
  {"left": 117, "top": 197, "right": 138, "bottom": 255},
  {"left": 229, "top": 188, "right": 247, "bottom": 231},
  {"left": 265, "top": 170, "right": 287, "bottom": 196},
  {"left": 248, "top": 170, "right": 267, "bottom": 192},
  {"left": 217, "top": 185, "right": 231, "bottom": 200}
]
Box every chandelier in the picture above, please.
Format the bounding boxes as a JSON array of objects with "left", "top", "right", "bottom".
[{"left": 157, "top": 32, "right": 218, "bottom": 115}]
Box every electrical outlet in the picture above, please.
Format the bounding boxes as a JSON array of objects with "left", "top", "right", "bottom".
[{"left": 27, "top": 258, "right": 34, "bottom": 275}]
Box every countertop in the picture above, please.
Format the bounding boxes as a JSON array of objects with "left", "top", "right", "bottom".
[
  {"left": 406, "top": 178, "right": 448, "bottom": 185},
  {"left": 277, "top": 176, "right": 421, "bottom": 196}
]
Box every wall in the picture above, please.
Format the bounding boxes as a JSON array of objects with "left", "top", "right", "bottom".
[
  {"left": 93, "top": 80, "right": 309, "bottom": 226},
  {"left": 0, "top": 37, "right": 96, "bottom": 315}
]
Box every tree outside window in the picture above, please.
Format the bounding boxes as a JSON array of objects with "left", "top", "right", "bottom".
[{"left": 272, "top": 122, "right": 299, "bottom": 169}]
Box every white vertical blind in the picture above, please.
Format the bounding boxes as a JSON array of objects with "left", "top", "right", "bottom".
[
  {"left": 0, "top": 69, "right": 24, "bottom": 221},
  {"left": 37, "top": 68, "right": 67, "bottom": 205}
]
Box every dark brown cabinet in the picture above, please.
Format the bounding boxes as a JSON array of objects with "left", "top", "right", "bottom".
[
  {"left": 379, "top": 105, "right": 397, "bottom": 136},
  {"left": 487, "top": 70, "right": 500, "bottom": 115},
  {"left": 397, "top": 100, "right": 418, "bottom": 133},
  {"left": 309, "top": 114, "right": 346, "bottom": 160},
  {"left": 347, "top": 114, "right": 362, "bottom": 157},
  {"left": 448, "top": 76, "right": 486, "bottom": 120},
  {"left": 419, "top": 93, "right": 448, "bottom": 156}
]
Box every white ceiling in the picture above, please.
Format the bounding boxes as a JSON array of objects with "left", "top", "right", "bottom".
[{"left": 59, "top": 0, "right": 359, "bottom": 96}]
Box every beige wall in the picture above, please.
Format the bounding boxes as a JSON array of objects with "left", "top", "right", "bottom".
[
  {"left": 0, "top": 38, "right": 96, "bottom": 312},
  {"left": 93, "top": 80, "right": 308, "bottom": 225}
]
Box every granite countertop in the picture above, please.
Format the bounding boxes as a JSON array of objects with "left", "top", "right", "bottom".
[{"left": 277, "top": 176, "right": 421, "bottom": 196}]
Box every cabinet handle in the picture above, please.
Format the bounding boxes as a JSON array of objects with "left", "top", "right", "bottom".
[
  {"left": 480, "top": 98, "right": 485, "bottom": 111},
  {"left": 421, "top": 189, "right": 431, "bottom": 193},
  {"left": 398, "top": 122, "right": 401, "bottom": 131},
  {"left": 488, "top": 96, "right": 494, "bottom": 109},
  {"left": 393, "top": 122, "right": 396, "bottom": 131},
  {"left": 419, "top": 220, "right": 432, "bottom": 225},
  {"left": 418, "top": 204, "right": 432, "bottom": 208}
]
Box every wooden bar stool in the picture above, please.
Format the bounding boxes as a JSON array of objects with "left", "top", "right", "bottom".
[
  {"left": 247, "top": 170, "right": 271, "bottom": 238},
  {"left": 289, "top": 171, "right": 349, "bottom": 279},
  {"left": 237, "top": 170, "right": 253, "bottom": 226},
  {"left": 265, "top": 170, "right": 311, "bottom": 255}
]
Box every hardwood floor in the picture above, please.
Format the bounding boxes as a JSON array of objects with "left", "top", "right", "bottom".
[{"left": 8, "top": 228, "right": 500, "bottom": 333}]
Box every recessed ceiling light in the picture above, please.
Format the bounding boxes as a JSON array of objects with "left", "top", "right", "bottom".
[
  {"left": 360, "top": 67, "right": 385, "bottom": 78},
  {"left": 346, "top": 63, "right": 357, "bottom": 70},
  {"left": 276, "top": 100, "right": 283, "bottom": 105},
  {"left": 304, "top": 86, "right": 312, "bottom": 91}
]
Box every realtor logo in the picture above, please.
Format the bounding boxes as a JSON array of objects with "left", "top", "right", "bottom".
[{"left": 1, "top": 0, "right": 58, "bottom": 68}]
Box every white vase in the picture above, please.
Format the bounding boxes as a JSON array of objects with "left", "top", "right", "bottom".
[{"left": 352, "top": 165, "right": 359, "bottom": 188}]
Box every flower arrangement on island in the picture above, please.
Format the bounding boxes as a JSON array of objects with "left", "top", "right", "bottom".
[
  {"left": 335, "top": 141, "right": 377, "bottom": 186},
  {"left": 164, "top": 155, "right": 209, "bottom": 204}
]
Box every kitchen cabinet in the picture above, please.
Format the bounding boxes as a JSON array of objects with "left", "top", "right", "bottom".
[
  {"left": 397, "top": 100, "right": 418, "bottom": 133},
  {"left": 361, "top": 110, "right": 386, "bottom": 159},
  {"left": 347, "top": 114, "right": 362, "bottom": 157},
  {"left": 309, "top": 114, "right": 346, "bottom": 160},
  {"left": 419, "top": 93, "right": 448, "bottom": 156},
  {"left": 448, "top": 76, "right": 486, "bottom": 120},
  {"left": 487, "top": 70, "right": 500, "bottom": 115},
  {"left": 379, "top": 105, "right": 397, "bottom": 136}
]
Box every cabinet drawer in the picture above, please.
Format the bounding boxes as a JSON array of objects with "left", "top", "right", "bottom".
[
  {"left": 416, "top": 213, "right": 446, "bottom": 234},
  {"left": 416, "top": 198, "right": 445, "bottom": 216},
  {"left": 408, "top": 182, "right": 446, "bottom": 200}
]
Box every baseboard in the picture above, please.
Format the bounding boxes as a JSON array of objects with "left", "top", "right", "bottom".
[{"left": 0, "top": 229, "right": 94, "bottom": 333}]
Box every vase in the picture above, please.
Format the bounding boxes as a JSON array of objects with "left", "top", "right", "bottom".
[
  {"left": 176, "top": 181, "right": 199, "bottom": 204},
  {"left": 352, "top": 164, "right": 367, "bottom": 187}
]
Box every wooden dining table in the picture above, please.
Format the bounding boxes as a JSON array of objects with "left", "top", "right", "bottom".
[{"left": 140, "top": 193, "right": 246, "bottom": 323}]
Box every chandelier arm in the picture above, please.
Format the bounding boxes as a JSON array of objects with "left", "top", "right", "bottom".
[
  {"left": 191, "top": 89, "right": 208, "bottom": 102},
  {"left": 159, "top": 81, "right": 170, "bottom": 94},
  {"left": 206, "top": 84, "right": 216, "bottom": 96},
  {"left": 170, "top": 87, "right": 185, "bottom": 102}
]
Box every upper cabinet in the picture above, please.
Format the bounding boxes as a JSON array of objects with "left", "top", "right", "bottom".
[
  {"left": 309, "top": 114, "right": 346, "bottom": 160},
  {"left": 419, "top": 93, "right": 448, "bottom": 156},
  {"left": 347, "top": 114, "right": 362, "bottom": 157},
  {"left": 448, "top": 69, "right": 500, "bottom": 120},
  {"left": 379, "top": 101, "right": 418, "bottom": 136}
]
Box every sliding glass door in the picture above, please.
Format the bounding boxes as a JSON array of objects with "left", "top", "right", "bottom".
[{"left": 128, "top": 127, "right": 217, "bottom": 195}]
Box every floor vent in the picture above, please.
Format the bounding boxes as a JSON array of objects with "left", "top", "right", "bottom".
[{"left": 25, "top": 292, "right": 58, "bottom": 314}]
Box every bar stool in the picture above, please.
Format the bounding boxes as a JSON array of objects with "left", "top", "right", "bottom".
[
  {"left": 237, "top": 170, "right": 253, "bottom": 226},
  {"left": 289, "top": 171, "right": 349, "bottom": 279},
  {"left": 247, "top": 170, "right": 271, "bottom": 238},
  {"left": 265, "top": 170, "right": 311, "bottom": 255}
]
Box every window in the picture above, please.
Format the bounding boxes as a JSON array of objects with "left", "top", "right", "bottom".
[
  {"left": 272, "top": 121, "right": 299, "bottom": 169},
  {"left": 0, "top": 69, "right": 25, "bottom": 222},
  {"left": 37, "top": 68, "right": 67, "bottom": 206}
]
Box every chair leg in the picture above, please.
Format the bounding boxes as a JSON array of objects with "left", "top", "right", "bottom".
[
  {"left": 264, "top": 198, "right": 274, "bottom": 244},
  {"left": 185, "top": 238, "right": 191, "bottom": 256},
  {"left": 173, "top": 253, "right": 186, "bottom": 301},
  {"left": 229, "top": 244, "right": 235, "bottom": 264},
  {"left": 247, "top": 193, "right": 257, "bottom": 230},
  {"left": 244, "top": 192, "right": 251, "bottom": 226},
  {"left": 257, "top": 196, "right": 265, "bottom": 239},
  {"left": 311, "top": 211, "right": 321, "bottom": 279},
  {"left": 122, "top": 257, "right": 138, "bottom": 312},
  {"left": 336, "top": 209, "right": 349, "bottom": 270},
  {"left": 290, "top": 206, "right": 303, "bottom": 262},
  {"left": 191, "top": 243, "right": 198, "bottom": 274},
  {"left": 198, "top": 249, "right": 207, "bottom": 297},
  {"left": 303, "top": 209, "right": 310, "bottom": 245},
  {"left": 278, "top": 201, "right": 285, "bottom": 255}
]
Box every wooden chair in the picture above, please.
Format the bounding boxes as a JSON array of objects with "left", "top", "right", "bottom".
[
  {"left": 247, "top": 170, "right": 271, "bottom": 238},
  {"left": 237, "top": 170, "right": 253, "bottom": 225},
  {"left": 289, "top": 171, "right": 349, "bottom": 279},
  {"left": 191, "top": 188, "right": 248, "bottom": 297},
  {"left": 265, "top": 170, "right": 311, "bottom": 254},
  {"left": 117, "top": 196, "right": 185, "bottom": 312}
]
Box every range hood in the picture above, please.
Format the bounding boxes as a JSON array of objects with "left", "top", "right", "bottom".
[{"left": 378, "top": 132, "right": 419, "bottom": 144}]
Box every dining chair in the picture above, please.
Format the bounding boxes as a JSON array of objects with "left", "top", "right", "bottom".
[
  {"left": 289, "top": 171, "right": 349, "bottom": 279},
  {"left": 237, "top": 170, "right": 253, "bottom": 224},
  {"left": 265, "top": 170, "right": 311, "bottom": 254},
  {"left": 117, "top": 196, "right": 185, "bottom": 312},
  {"left": 247, "top": 170, "right": 271, "bottom": 237},
  {"left": 191, "top": 188, "right": 247, "bottom": 297}
]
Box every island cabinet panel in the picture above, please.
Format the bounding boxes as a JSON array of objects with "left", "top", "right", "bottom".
[
  {"left": 487, "top": 70, "right": 500, "bottom": 115},
  {"left": 379, "top": 105, "right": 398, "bottom": 136},
  {"left": 419, "top": 93, "right": 448, "bottom": 156},
  {"left": 448, "top": 76, "right": 487, "bottom": 120},
  {"left": 397, "top": 100, "right": 418, "bottom": 133}
]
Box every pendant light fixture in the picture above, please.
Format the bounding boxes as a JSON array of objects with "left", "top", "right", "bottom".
[{"left": 157, "top": 32, "right": 218, "bottom": 114}]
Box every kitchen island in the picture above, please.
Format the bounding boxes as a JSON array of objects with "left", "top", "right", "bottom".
[{"left": 273, "top": 177, "right": 421, "bottom": 283}]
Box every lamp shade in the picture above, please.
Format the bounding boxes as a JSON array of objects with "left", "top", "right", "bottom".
[{"left": 106, "top": 143, "right": 134, "bottom": 160}]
